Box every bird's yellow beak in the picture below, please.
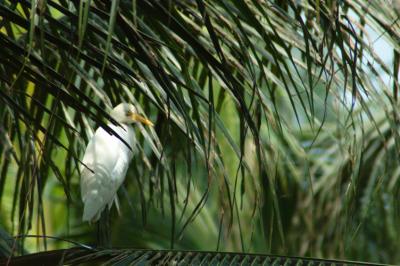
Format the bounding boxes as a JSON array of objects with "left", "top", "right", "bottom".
[{"left": 130, "top": 113, "right": 153, "bottom": 126}]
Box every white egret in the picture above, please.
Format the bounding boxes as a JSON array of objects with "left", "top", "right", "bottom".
[{"left": 80, "top": 103, "right": 153, "bottom": 222}]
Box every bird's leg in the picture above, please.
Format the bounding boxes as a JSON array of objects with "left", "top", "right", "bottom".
[{"left": 96, "top": 208, "right": 111, "bottom": 248}]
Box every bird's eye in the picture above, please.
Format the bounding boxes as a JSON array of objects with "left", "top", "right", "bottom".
[{"left": 126, "top": 110, "right": 133, "bottom": 116}]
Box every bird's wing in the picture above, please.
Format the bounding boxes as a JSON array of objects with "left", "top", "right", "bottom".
[
  {"left": 106, "top": 153, "right": 131, "bottom": 212},
  {"left": 81, "top": 167, "right": 115, "bottom": 222},
  {"left": 80, "top": 127, "right": 118, "bottom": 203},
  {"left": 80, "top": 125, "right": 134, "bottom": 222}
]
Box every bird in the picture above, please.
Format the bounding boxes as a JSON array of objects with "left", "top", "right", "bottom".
[{"left": 80, "top": 103, "right": 153, "bottom": 222}]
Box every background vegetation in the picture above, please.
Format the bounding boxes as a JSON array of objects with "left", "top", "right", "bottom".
[{"left": 0, "top": 0, "right": 399, "bottom": 264}]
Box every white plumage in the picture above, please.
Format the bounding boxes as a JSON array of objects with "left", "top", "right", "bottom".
[{"left": 80, "top": 103, "right": 152, "bottom": 222}]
